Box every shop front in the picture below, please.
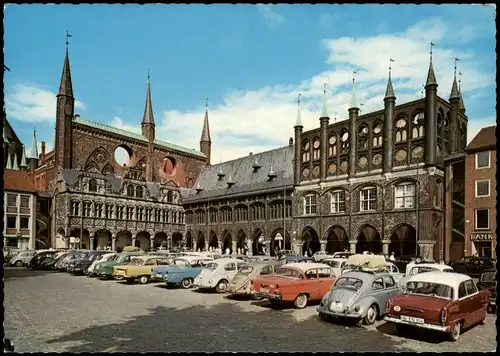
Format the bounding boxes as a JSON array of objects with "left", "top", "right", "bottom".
[{"left": 470, "top": 232, "right": 495, "bottom": 259}]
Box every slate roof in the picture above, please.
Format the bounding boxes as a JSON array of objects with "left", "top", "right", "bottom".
[
  {"left": 184, "top": 145, "right": 294, "bottom": 203},
  {"left": 466, "top": 126, "right": 496, "bottom": 153},
  {"left": 72, "top": 117, "right": 206, "bottom": 159}
]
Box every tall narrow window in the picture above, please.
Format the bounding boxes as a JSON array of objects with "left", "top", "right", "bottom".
[
  {"left": 328, "top": 135, "right": 337, "bottom": 156},
  {"left": 96, "top": 203, "right": 103, "bottom": 218},
  {"left": 89, "top": 179, "right": 98, "bottom": 192},
  {"left": 105, "top": 205, "right": 113, "bottom": 219},
  {"left": 360, "top": 187, "right": 377, "bottom": 212},
  {"left": 394, "top": 183, "right": 415, "bottom": 209},
  {"left": 117, "top": 206, "right": 125, "bottom": 219},
  {"left": 475, "top": 209, "right": 489, "bottom": 230},
  {"left": 127, "top": 185, "right": 135, "bottom": 197},
  {"left": 303, "top": 194, "right": 317, "bottom": 215},
  {"left": 137, "top": 207, "right": 144, "bottom": 221},
  {"left": 71, "top": 201, "right": 80, "bottom": 216},
  {"left": 136, "top": 186, "right": 144, "bottom": 198},
  {"left": 312, "top": 139, "right": 320, "bottom": 160},
  {"left": 83, "top": 202, "right": 92, "bottom": 217},
  {"left": 302, "top": 141, "right": 310, "bottom": 162},
  {"left": 330, "top": 191, "right": 346, "bottom": 213}
]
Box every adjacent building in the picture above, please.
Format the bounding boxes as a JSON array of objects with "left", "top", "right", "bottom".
[{"left": 464, "top": 126, "right": 496, "bottom": 259}]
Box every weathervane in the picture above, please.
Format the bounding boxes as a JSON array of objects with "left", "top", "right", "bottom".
[
  {"left": 430, "top": 42, "right": 434, "bottom": 62},
  {"left": 297, "top": 93, "right": 301, "bottom": 107},
  {"left": 323, "top": 82, "right": 327, "bottom": 95},
  {"left": 206, "top": 97, "right": 208, "bottom": 109},
  {"left": 66, "top": 30, "right": 73, "bottom": 51},
  {"left": 389, "top": 58, "right": 395, "bottom": 78},
  {"left": 421, "top": 84, "right": 425, "bottom": 98},
  {"left": 459, "top": 72, "right": 463, "bottom": 91},
  {"left": 454, "top": 57, "right": 460, "bottom": 77},
  {"left": 334, "top": 111, "right": 338, "bottom": 123},
  {"left": 353, "top": 70, "right": 357, "bottom": 84}
]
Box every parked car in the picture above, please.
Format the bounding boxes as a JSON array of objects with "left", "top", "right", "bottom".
[
  {"left": 55, "top": 251, "right": 89, "bottom": 271},
  {"left": 252, "top": 262, "right": 335, "bottom": 309},
  {"left": 9, "top": 250, "right": 36, "bottom": 267},
  {"left": 87, "top": 252, "right": 117, "bottom": 276},
  {"left": 312, "top": 251, "right": 334, "bottom": 262},
  {"left": 28, "top": 250, "right": 59, "bottom": 270},
  {"left": 318, "top": 270, "right": 401, "bottom": 325},
  {"left": 449, "top": 257, "right": 495, "bottom": 279},
  {"left": 281, "top": 250, "right": 294, "bottom": 256},
  {"left": 276, "top": 255, "right": 315, "bottom": 267},
  {"left": 332, "top": 252, "right": 354, "bottom": 259},
  {"left": 42, "top": 251, "right": 76, "bottom": 270},
  {"left": 340, "top": 256, "right": 405, "bottom": 285},
  {"left": 67, "top": 251, "right": 111, "bottom": 274},
  {"left": 385, "top": 271, "right": 490, "bottom": 341},
  {"left": 399, "top": 263, "right": 454, "bottom": 288},
  {"left": 193, "top": 258, "right": 247, "bottom": 293},
  {"left": 322, "top": 258, "right": 347, "bottom": 277},
  {"left": 151, "top": 255, "right": 213, "bottom": 283},
  {"left": 113, "top": 255, "right": 170, "bottom": 284},
  {"left": 477, "top": 269, "right": 496, "bottom": 313},
  {"left": 95, "top": 251, "right": 145, "bottom": 279},
  {"left": 228, "top": 262, "right": 278, "bottom": 297}
]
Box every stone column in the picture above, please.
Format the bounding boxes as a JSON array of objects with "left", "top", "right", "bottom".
[
  {"left": 320, "top": 240, "right": 327, "bottom": 252},
  {"left": 111, "top": 234, "right": 117, "bottom": 251},
  {"left": 131, "top": 233, "right": 136, "bottom": 248},
  {"left": 218, "top": 240, "right": 223, "bottom": 252},
  {"left": 150, "top": 237, "right": 154, "bottom": 249},
  {"left": 232, "top": 240, "right": 237, "bottom": 255},
  {"left": 89, "top": 233, "right": 95, "bottom": 251},
  {"left": 264, "top": 241, "right": 271, "bottom": 256},
  {"left": 418, "top": 240, "right": 436, "bottom": 262},
  {"left": 293, "top": 242, "right": 302, "bottom": 255},
  {"left": 382, "top": 240, "right": 391, "bottom": 256},
  {"left": 193, "top": 241, "right": 197, "bottom": 252},
  {"left": 349, "top": 241, "right": 357, "bottom": 254},
  {"left": 246, "top": 239, "right": 253, "bottom": 256}
]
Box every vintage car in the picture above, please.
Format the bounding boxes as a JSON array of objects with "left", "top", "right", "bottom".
[
  {"left": 67, "top": 251, "right": 112, "bottom": 274},
  {"left": 340, "top": 255, "right": 404, "bottom": 281},
  {"left": 399, "top": 263, "right": 454, "bottom": 288},
  {"left": 276, "top": 255, "right": 315, "bottom": 267},
  {"left": 55, "top": 250, "right": 90, "bottom": 271},
  {"left": 228, "top": 262, "right": 278, "bottom": 297},
  {"left": 322, "top": 258, "right": 347, "bottom": 277},
  {"left": 449, "top": 257, "right": 495, "bottom": 279},
  {"left": 95, "top": 251, "right": 145, "bottom": 279},
  {"left": 87, "top": 252, "right": 117, "bottom": 276},
  {"left": 252, "top": 262, "right": 335, "bottom": 309},
  {"left": 112, "top": 255, "right": 170, "bottom": 284},
  {"left": 312, "top": 251, "right": 334, "bottom": 262},
  {"left": 28, "top": 250, "right": 60, "bottom": 270},
  {"left": 156, "top": 257, "right": 214, "bottom": 288},
  {"left": 151, "top": 255, "right": 213, "bottom": 282},
  {"left": 332, "top": 252, "right": 354, "bottom": 259},
  {"left": 9, "top": 250, "right": 36, "bottom": 267},
  {"left": 193, "top": 258, "right": 247, "bottom": 293},
  {"left": 384, "top": 271, "right": 490, "bottom": 341},
  {"left": 318, "top": 269, "right": 401, "bottom": 325},
  {"left": 477, "top": 269, "right": 496, "bottom": 313}
]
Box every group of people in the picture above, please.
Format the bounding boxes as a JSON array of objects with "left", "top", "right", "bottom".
[{"left": 195, "top": 246, "right": 251, "bottom": 256}]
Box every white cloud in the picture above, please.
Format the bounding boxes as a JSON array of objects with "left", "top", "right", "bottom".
[
  {"left": 6, "top": 83, "right": 86, "bottom": 123},
  {"left": 257, "top": 4, "right": 285, "bottom": 27}
]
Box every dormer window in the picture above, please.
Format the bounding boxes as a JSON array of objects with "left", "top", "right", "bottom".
[
  {"left": 135, "top": 186, "right": 144, "bottom": 198},
  {"left": 195, "top": 182, "right": 204, "bottom": 193},
  {"left": 127, "top": 185, "right": 135, "bottom": 197},
  {"left": 217, "top": 166, "right": 226, "bottom": 179},
  {"left": 227, "top": 175, "right": 235, "bottom": 188},
  {"left": 89, "top": 179, "right": 98, "bottom": 192},
  {"left": 252, "top": 159, "right": 261, "bottom": 171},
  {"left": 267, "top": 167, "right": 277, "bottom": 181}
]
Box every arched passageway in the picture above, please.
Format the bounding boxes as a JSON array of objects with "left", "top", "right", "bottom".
[
  {"left": 301, "top": 227, "right": 321, "bottom": 255},
  {"left": 325, "top": 226, "right": 349, "bottom": 254},
  {"left": 355, "top": 225, "right": 382, "bottom": 254},
  {"left": 389, "top": 224, "right": 417, "bottom": 257}
]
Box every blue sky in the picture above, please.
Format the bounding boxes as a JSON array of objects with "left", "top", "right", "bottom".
[{"left": 4, "top": 4, "right": 497, "bottom": 162}]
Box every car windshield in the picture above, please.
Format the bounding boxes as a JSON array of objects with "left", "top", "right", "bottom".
[
  {"left": 481, "top": 272, "right": 496, "bottom": 282},
  {"left": 325, "top": 260, "right": 341, "bottom": 268},
  {"left": 239, "top": 266, "right": 254, "bottom": 274},
  {"left": 204, "top": 262, "right": 218, "bottom": 270},
  {"left": 172, "top": 259, "right": 190, "bottom": 267},
  {"left": 405, "top": 281, "right": 453, "bottom": 299},
  {"left": 274, "top": 268, "right": 302, "bottom": 279},
  {"left": 129, "top": 258, "right": 144, "bottom": 266},
  {"left": 335, "top": 277, "right": 363, "bottom": 290},
  {"left": 117, "top": 255, "right": 130, "bottom": 263},
  {"left": 409, "top": 266, "right": 438, "bottom": 275}
]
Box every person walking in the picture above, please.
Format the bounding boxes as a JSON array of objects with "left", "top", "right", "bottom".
[{"left": 389, "top": 252, "right": 395, "bottom": 261}]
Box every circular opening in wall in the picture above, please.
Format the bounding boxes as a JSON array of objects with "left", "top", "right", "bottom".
[
  {"left": 163, "top": 157, "right": 176, "bottom": 175},
  {"left": 114, "top": 145, "right": 132, "bottom": 166}
]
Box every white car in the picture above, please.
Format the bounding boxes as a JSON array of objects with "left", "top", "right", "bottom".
[
  {"left": 399, "top": 263, "right": 454, "bottom": 288},
  {"left": 193, "top": 258, "right": 247, "bottom": 293},
  {"left": 312, "top": 251, "right": 333, "bottom": 262},
  {"left": 87, "top": 252, "right": 117, "bottom": 276},
  {"left": 9, "top": 250, "right": 37, "bottom": 267},
  {"left": 321, "top": 258, "right": 347, "bottom": 277}
]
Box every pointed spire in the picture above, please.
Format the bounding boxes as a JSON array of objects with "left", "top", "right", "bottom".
[
  {"left": 295, "top": 93, "right": 303, "bottom": 127},
  {"left": 29, "top": 128, "right": 39, "bottom": 159},
  {"left": 200, "top": 98, "right": 211, "bottom": 142},
  {"left": 3, "top": 124, "right": 9, "bottom": 143},
  {"left": 13, "top": 153, "right": 19, "bottom": 170},
  {"left": 449, "top": 58, "right": 460, "bottom": 100},
  {"left": 20, "top": 145, "right": 28, "bottom": 168},
  {"left": 58, "top": 30, "right": 74, "bottom": 97},
  {"left": 385, "top": 59, "right": 396, "bottom": 99},
  {"left": 350, "top": 71, "right": 358, "bottom": 108},
  {"left": 458, "top": 72, "right": 466, "bottom": 113},
  {"left": 6, "top": 154, "right": 12, "bottom": 169},
  {"left": 320, "top": 83, "right": 329, "bottom": 118},
  {"left": 141, "top": 70, "right": 155, "bottom": 125},
  {"left": 425, "top": 42, "right": 437, "bottom": 87}
]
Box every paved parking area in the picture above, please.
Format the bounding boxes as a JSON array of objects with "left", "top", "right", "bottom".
[{"left": 3, "top": 267, "right": 497, "bottom": 352}]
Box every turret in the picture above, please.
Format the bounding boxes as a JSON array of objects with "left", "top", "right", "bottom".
[
  {"left": 20, "top": 145, "right": 28, "bottom": 170},
  {"left": 383, "top": 60, "right": 396, "bottom": 175},
  {"left": 449, "top": 59, "right": 461, "bottom": 155},
  {"left": 28, "top": 128, "right": 39, "bottom": 174},
  {"left": 348, "top": 73, "right": 359, "bottom": 178},
  {"left": 424, "top": 44, "right": 438, "bottom": 167},
  {"left": 200, "top": 99, "right": 212, "bottom": 165},
  {"left": 319, "top": 83, "right": 330, "bottom": 182},
  {"left": 293, "top": 94, "right": 303, "bottom": 186},
  {"left": 141, "top": 71, "right": 156, "bottom": 182}
]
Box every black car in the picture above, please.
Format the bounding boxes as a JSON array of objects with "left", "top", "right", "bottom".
[
  {"left": 477, "top": 269, "right": 496, "bottom": 313},
  {"left": 449, "top": 257, "right": 495, "bottom": 278},
  {"left": 67, "top": 251, "right": 109, "bottom": 274},
  {"left": 55, "top": 251, "right": 89, "bottom": 271},
  {"left": 28, "top": 251, "right": 59, "bottom": 270}
]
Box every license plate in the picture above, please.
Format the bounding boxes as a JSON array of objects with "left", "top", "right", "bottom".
[
  {"left": 330, "top": 302, "right": 343, "bottom": 311},
  {"left": 156, "top": 274, "right": 163, "bottom": 278},
  {"left": 260, "top": 288, "right": 269, "bottom": 293},
  {"left": 401, "top": 315, "right": 424, "bottom": 324}
]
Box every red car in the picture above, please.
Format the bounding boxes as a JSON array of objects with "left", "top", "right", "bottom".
[
  {"left": 384, "top": 271, "right": 490, "bottom": 341},
  {"left": 252, "top": 262, "right": 336, "bottom": 309}
]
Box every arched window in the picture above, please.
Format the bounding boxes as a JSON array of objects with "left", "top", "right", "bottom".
[
  {"left": 135, "top": 186, "right": 144, "bottom": 198},
  {"left": 358, "top": 124, "right": 369, "bottom": 150},
  {"left": 312, "top": 138, "right": 320, "bottom": 160},
  {"left": 302, "top": 140, "right": 311, "bottom": 162},
  {"left": 88, "top": 179, "right": 98, "bottom": 192},
  {"left": 412, "top": 113, "right": 425, "bottom": 139},
  {"left": 340, "top": 130, "right": 349, "bottom": 153},
  {"left": 127, "top": 185, "right": 135, "bottom": 197},
  {"left": 372, "top": 121, "right": 383, "bottom": 147},
  {"left": 328, "top": 134, "right": 337, "bottom": 156},
  {"left": 394, "top": 182, "right": 415, "bottom": 209},
  {"left": 395, "top": 117, "right": 408, "bottom": 143}
]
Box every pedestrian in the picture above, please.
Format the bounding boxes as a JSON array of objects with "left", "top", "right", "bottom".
[
  {"left": 96, "top": 245, "right": 101, "bottom": 251},
  {"left": 389, "top": 252, "right": 395, "bottom": 261},
  {"left": 406, "top": 258, "right": 416, "bottom": 276}
]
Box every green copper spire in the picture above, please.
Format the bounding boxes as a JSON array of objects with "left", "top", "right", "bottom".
[
  {"left": 6, "top": 154, "right": 12, "bottom": 169},
  {"left": 29, "top": 128, "right": 39, "bottom": 160},
  {"left": 295, "top": 93, "right": 303, "bottom": 127},
  {"left": 13, "top": 153, "right": 19, "bottom": 170},
  {"left": 350, "top": 71, "right": 358, "bottom": 109},
  {"left": 20, "top": 145, "right": 28, "bottom": 168},
  {"left": 320, "top": 83, "right": 329, "bottom": 118},
  {"left": 3, "top": 124, "right": 9, "bottom": 143}
]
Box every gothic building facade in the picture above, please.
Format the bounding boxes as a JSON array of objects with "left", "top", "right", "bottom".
[{"left": 33, "top": 44, "right": 211, "bottom": 251}]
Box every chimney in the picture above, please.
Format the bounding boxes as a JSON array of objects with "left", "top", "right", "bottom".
[
  {"left": 249, "top": 152, "right": 253, "bottom": 156},
  {"left": 74, "top": 114, "right": 80, "bottom": 120},
  {"left": 289, "top": 137, "right": 294, "bottom": 147},
  {"left": 41, "top": 141, "right": 46, "bottom": 164}
]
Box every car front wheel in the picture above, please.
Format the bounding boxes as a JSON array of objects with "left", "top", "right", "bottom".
[
  {"left": 138, "top": 276, "right": 149, "bottom": 284},
  {"left": 14, "top": 260, "right": 23, "bottom": 267},
  {"left": 113, "top": 275, "right": 124, "bottom": 281}
]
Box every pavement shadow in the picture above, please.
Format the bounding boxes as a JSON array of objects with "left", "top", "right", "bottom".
[
  {"left": 376, "top": 322, "right": 450, "bottom": 344},
  {"left": 44, "top": 304, "right": 413, "bottom": 353},
  {"left": 3, "top": 268, "right": 57, "bottom": 280},
  {"left": 250, "top": 298, "right": 322, "bottom": 310}
]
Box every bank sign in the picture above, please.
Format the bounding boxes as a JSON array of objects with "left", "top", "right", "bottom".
[{"left": 470, "top": 232, "right": 493, "bottom": 241}]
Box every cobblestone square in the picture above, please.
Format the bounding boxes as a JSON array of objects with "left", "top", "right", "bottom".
[{"left": 3, "top": 268, "right": 497, "bottom": 352}]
